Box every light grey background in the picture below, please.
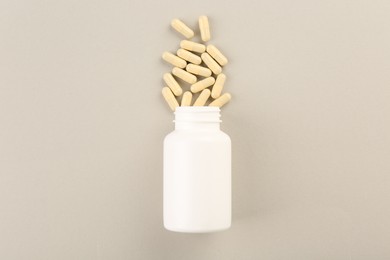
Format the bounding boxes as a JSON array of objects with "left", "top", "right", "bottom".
[{"left": 1, "top": 0, "right": 390, "bottom": 259}]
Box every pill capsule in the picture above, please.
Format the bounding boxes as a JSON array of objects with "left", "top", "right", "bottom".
[
  {"left": 186, "top": 64, "right": 212, "bottom": 77},
  {"left": 181, "top": 91, "right": 193, "bottom": 106},
  {"left": 162, "top": 87, "right": 179, "bottom": 111},
  {"left": 193, "top": 89, "right": 211, "bottom": 106},
  {"left": 162, "top": 52, "right": 187, "bottom": 68},
  {"left": 171, "top": 19, "right": 194, "bottom": 39},
  {"left": 190, "top": 77, "right": 215, "bottom": 93},
  {"left": 177, "top": 49, "right": 202, "bottom": 65},
  {"left": 207, "top": 45, "right": 228, "bottom": 66},
  {"left": 172, "top": 67, "right": 197, "bottom": 84},
  {"left": 211, "top": 73, "right": 226, "bottom": 98},
  {"left": 199, "top": 15, "right": 211, "bottom": 42},
  {"left": 163, "top": 73, "right": 183, "bottom": 96},
  {"left": 180, "top": 40, "right": 206, "bottom": 53},
  {"left": 209, "top": 93, "right": 231, "bottom": 108},
  {"left": 201, "top": 53, "right": 222, "bottom": 75}
]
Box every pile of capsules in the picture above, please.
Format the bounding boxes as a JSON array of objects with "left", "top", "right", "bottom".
[{"left": 161, "top": 16, "right": 231, "bottom": 111}]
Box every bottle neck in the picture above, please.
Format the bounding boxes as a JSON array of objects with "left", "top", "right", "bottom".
[{"left": 174, "top": 107, "right": 221, "bottom": 131}]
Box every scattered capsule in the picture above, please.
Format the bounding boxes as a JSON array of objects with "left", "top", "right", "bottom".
[
  {"left": 163, "top": 73, "right": 183, "bottom": 96},
  {"left": 193, "top": 89, "right": 211, "bottom": 106},
  {"left": 181, "top": 91, "right": 193, "bottom": 106},
  {"left": 162, "top": 17, "right": 230, "bottom": 110},
  {"left": 177, "top": 49, "right": 202, "bottom": 65},
  {"left": 162, "top": 87, "right": 179, "bottom": 111},
  {"left": 207, "top": 45, "right": 228, "bottom": 66},
  {"left": 201, "top": 53, "right": 222, "bottom": 75},
  {"left": 199, "top": 16, "right": 211, "bottom": 42},
  {"left": 162, "top": 52, "right": 187, "bottom": 68},
  {"left": 171, "top": 19, "right": 194, "bottom": 39},
  {"left": 172, "top": 67, "right": 197, "bottom": 84},
  {"left": 186, "top": 64, "right": 212, "bottom": 77},
  {"left": 209, "top": 93, "right": 231, "bottom": 108},
  {"left": 180, "top": 40, "right": 206, "bottom": 53},
  {"left": 190, "top": 77, "right": 215, "bottom": 93},
  {"left": 211, "top": 73, "right": 226, "bottom": 98}
]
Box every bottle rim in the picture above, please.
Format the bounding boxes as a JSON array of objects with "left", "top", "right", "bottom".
[
  {"left": 174, "top": 106, "right": 221, "bottom": 123},
  {"left": 175, "top": 106, "right": 220, "bottom": 113}
]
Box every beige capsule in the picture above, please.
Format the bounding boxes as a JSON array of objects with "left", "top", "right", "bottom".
[
  {"left": 181, "top": 91, "right": 193, "bottom": 106},
  {"left": 186, "top": 64, "right": 212, "bottom": 77},
  {"left": 177, "top": 49, "right": 202, "bottom": 65},
  {"left": 201, "top": 52, "right": 222, "bottom": 75},
  {"left": 162, "top": 87, "right": 179, "bottom": 111},
  {"left": 172, "top": 67, "right": 197, "bottom": 84},
  {"left": 162, "top": 52, "right": 187, "bottom": 68},
  {"left": 171, "top": 19, "right": 194, "bottom": 39},
  {"left": 163, "top": 73, "right": 183, "bottom": 96},
  {"left": 211, "top": 73, "right": 226, "bottom": 98},
  {"left": 199, "top": 15, "right": 211, "bottom": 42},
  {"left": 193, "top": 89, "right": 211, "bottom": 106},
  {"left": 190, "top": 77, "right": 215, "bottom": 93},
  {"left": 180, "top": 40, "right": 206, "bottom": 53},
  {"left": 207, "top": 45, "right": 228, "bottom": 66},
  {"left": 209, "top": 93, "right": 231, "bottom": 108}
]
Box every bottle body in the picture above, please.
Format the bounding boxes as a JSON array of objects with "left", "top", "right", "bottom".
[{"left": 163, "top": 107, "right": 231, "bottom": 233}]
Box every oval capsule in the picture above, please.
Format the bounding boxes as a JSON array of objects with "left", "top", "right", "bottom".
[
  {"left": 162, "top": 87, "right": 179, "bottom": 111},
  {"left": 193, "top": 89, "right": 211, "bottom": 106},
  {"left": 190, "top": 77, "right": 215, "bottom": 93},
  {"left": 209, "top": 93, "right": 231, "bottom": 108},
  {"left": 180, "top": 40, "right": 206, "bottom": 53},
  {"left": 181, "top": 91, "right": 193, "bottom": 106},
  {"left": 207, "top": 45, "right": 228, "bottom": 66},
  {"left": 201, "top": 52, "right": 222, "bottom": 75},
  {"left": 186, "top": 64, "right": 212, "bottom": 77},
  {"left": 199, "top": 16, "right": 211, "bottom": 42},
  {"left": 177, "top": 49, "right": 202, "bottom": 65},
  {"left": 172, "top": 67, "right": 197, "bottom": 84},
  {"left": 162, "top": 52, "right": 187, "bottom": 68},
  {"left": 171, "top": 19, "right": 194, "bottom": 39},
  {"left": 163, "top": 73, "right": 183, "bottom": 96},
  {"left": 211, "top": 73, "right": 226, "bottom": 98}
]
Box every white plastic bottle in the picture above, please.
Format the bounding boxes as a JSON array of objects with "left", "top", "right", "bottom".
[{"left": 163, "top": 106, "right": 231, "bottom": 233}]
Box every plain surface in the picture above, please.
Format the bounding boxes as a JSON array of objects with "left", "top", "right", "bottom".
[{"left": 1, "top": 0, "right": 390, "bottom": 259}]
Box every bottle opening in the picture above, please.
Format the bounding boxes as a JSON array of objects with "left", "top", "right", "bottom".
[{"left": 174, "top": 106, "right": 221, "bottom": 123}]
